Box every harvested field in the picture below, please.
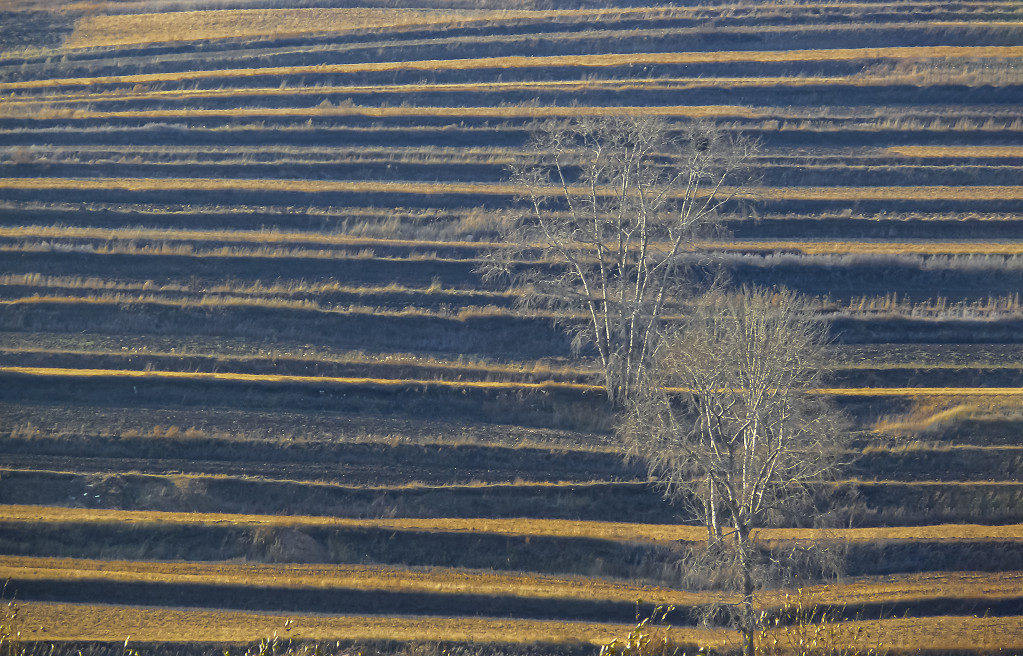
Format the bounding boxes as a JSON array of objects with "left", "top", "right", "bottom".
[
  {"left": 15, "top": 599, "right": 1023, "bottom": 653},
  {"left": 3, "top": 0, "right": 1023, "bottom": 652},
  {"left": 9, "top": 47, "right": 1023, "bottom": 91},
  {"left": 889, "top": 146, "right": 1023, "bottom": 157},
  {"left": 5, "top": 557, "right": 1022, "bottom": 609},
  {"left": 13, "top": 601, "right": 678, "bottom": 646},
  {"left": 4, "top": 504, "right": 1023, "bottom": 545},
  {"left": 65, "top": 9, "right": 561, "bottom": 49},
  {"left": 1, "top": 177, "right": 1021, "bottom": 203}
]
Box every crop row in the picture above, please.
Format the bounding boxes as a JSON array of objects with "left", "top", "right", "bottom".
[
  {"left": 8, "top": 555, "right": 1023, "bottom": 616},
  {"left": 6, "top": 158, "right": 1023, "bottom": 188},
  {"left": 45, "top": 19, "right": 1023, "bottom": 75},
  {"left": 8, "top": 243, "right": 1023, "bottom": 303},
  {"left": 8, "top": 346, "right": 1023, "bottom": 390},
  {"left": 7, "top": 84, "right": 1023, "bottom": 116},
  {"left": 5, "top": 119, "right": 1022, "bottom": 156},
  {"left": 6, "top": 328, "right": 1023, "bottom": 370},
  {"left": 10, "top": 600, "right": 665, "bottom": 647},
  {"left": 9, "top": 599, "right": 1023, "bottom": 652},
  {"left": 2, "top": 176, "right": 1021, "bottom": 202},
  {"left": 10, "top": 226, "right": 1023, "bottom": 258},
  {"left": 7, "top": 46, "right": 1023, "bottom": 92},
  {"left": 4, "top": 462, "right": 1023, "bottom": 526},
  {"left": 9, "top": 364, "right": 1023, "bottom": 401},
  {"left": 6, "top": 503, "right": 1023, "bottom": 548},
  {"left": 4, "top": 554, "right": 1023, "bottom": 632},
  {"left": 63, "top": 3, "right": 1016, "bottom": 49},
  {"left": 1, "top": 201, "right": 1020, "bottom": 242},
  {"left": 6, "top": 142, "right": 1023, "bottom": 165}
]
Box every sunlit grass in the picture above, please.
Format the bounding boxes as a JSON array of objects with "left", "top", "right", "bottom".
[
  {"left": 710, "top": 241, "right": 1023, "bottom": 256},
  {"left": 0, "top": 177, "right": 1020, "bottom": 201},
  {"left": 6, "top": 46, "right": 1022, "bottom": 90},
  {"left": 889, "top": 146, "right": 1023, "bottom": 158},
  {"left": 4, "top": 504, "right": 1023, "bottom": 544},
  {"left": 8, "top": 226, "right": 1023, "bottom": 257},
  {"left": 3, "top": 556, "right": 1020, "bottom": 610},
  {"left": 13, "top": 600, "right": 683, "bottom": 645},
  {"left": 0, "top": 556, "right": 724, "bottom": 605}
]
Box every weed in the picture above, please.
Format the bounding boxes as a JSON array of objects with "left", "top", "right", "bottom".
[
  {"left": 756, "top": 587, "right": 887, "bottom": 656},
  {"left": 600, "top": 605, "right": 705, "bottom": 656},
  {"left": 0, "top": 586, "right": 20, "bottom": 656}
]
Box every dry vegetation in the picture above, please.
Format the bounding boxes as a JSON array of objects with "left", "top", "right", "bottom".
[
  {"left": 65, "top": 8, "right": 554, "bottom": 48},
  {"left": 64, "top": 6, "right": 755, "bottom": 49},
  {"left": 2, "top": 1, "right": 1023, "bottom": 652},
  {"left": 4, "top": 504, "right": 1023, "bottom": 545},
  {"left": 8, "top": 47, "right": 1023, "bottom": 91},
  {"left": 0, "top": 556, "right": 725, "bottom": 605},
  {"left": 13, "top": 601, "right": 683, "bottom": 646},
  {"left": 889, "top": 146, "right": 1023, "bottom": 158},
  {"left": 10, "top": 226, "right": 1023, "bottom": 257},
  {"left": 0, "top": 365, "right": 593, "bottom": 391},
  {"left": 3, "top": 556, "right": 1020, "bottom": 610},
  {"left": 1, "top": 178, "right": 1021, "bottom": 203}
]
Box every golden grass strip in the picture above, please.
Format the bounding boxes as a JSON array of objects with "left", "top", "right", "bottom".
[
  {"left": 0, "top": 224, "right": 488, "bottom": 250},
  {"left": 816, "top": 387, "right": 1023, "bottom": 398},
  {"left": 806, "top": 616, "right": 1023, "bottom": 653},
  {"left": 67, "top": 9, "right": 553, "bottom": 49},
  {"left": 5, "top": 365, "right": 1023, "bottom": 399},
  {"left": 1, "top": 177, "right": 1021, "bottom": 201},
  {"left": 5, "top": 557, "right": 1021, "bottom": 609},
  {"left": 0, "top": 344, "right": 588, "bottom": 384},
  {"left": 757, "top": 186, "right": 1023, "bottom": 201},
  {"left": 5, "top": 74, "right": 975, "bottom": 108},
  {"left": 64, "top": 5, "right": 1023, "bottom": 49},
  {"left": 0, "top": 294, "right": 527, "bottom": 321},
  {"left": 18, "top": 600, "right": 1023, "bottom": 652},
  {"left": 807, "top": 570, "right": 1023, "bottom": 606},
  {"left": 0, "top": 104, "right": 760, "bottom": 120},
  {"left": 9, "top": 364, "right": 1023, "bottom": 399},
  {"left": 0, "top": 365, "right": 593, "bottom": 392},
  {"left": 707, "top": 240, "right": 1023, "bottom": 256},
  {"left": 15, "top": 600, "right": 723, "bottom": 646},
  {"left": 889, "top": 146, "right": 1023, "bottom": 158},
  {"left": 67, "top": 6, "right": 781, "bottom": 50},
  {"left": 0, "top": 556, "right": 725, "bottom": 606},
  {"left": 8, "top": 46, "right": 1023, "bottom": 90},
  {"left": 14, "top": 600, "right": 1023, "bottom": 651},
  {"left": 0, "top": 176, "right": 522, "bottom": 196},
  {"left": 7, "top": 226, "right": 1023, "bottom": 258},
  {"left": 4, "top": 504, "right": 1023, "bottom": 545}
]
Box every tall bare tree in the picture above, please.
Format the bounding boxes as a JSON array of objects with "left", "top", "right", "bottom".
[
  {"left": 481, "top": 116, "right": 758, "bottom": 406},
  {"left": 620, "top": 287, "right": 850, "bottom": 656}
]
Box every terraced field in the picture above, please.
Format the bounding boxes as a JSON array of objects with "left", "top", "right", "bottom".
[{"left": 1, "top": 0, "right": 1023, "bottom": 654}]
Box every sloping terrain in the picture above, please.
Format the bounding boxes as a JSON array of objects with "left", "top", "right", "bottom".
[{"left": 1, "top": 1, "right": 1023, "bottom": 654}]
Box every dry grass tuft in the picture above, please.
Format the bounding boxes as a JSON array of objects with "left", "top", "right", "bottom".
[{"left": 872, "top": 396, "right": 1023, "bottom": 435}]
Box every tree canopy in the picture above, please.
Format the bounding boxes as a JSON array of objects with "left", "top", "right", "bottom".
[{"left": 483, "top": 116, "right": 758, "bottom": 405}]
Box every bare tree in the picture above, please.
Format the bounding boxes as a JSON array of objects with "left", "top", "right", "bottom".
[
  {"left": 620, "top": 287, "right": 850, "bottom": 656},
  {"left": 481, "top": 116, "right": 758, "bottom": 406}
]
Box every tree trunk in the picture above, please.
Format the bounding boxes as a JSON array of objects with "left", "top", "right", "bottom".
[{"left": 736, "top": 524, "right": 756, "bottom": 656}]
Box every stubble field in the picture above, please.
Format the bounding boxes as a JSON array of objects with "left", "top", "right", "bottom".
[{"left": 1, "top": 0, "right": 1023, "bottom": 654}]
